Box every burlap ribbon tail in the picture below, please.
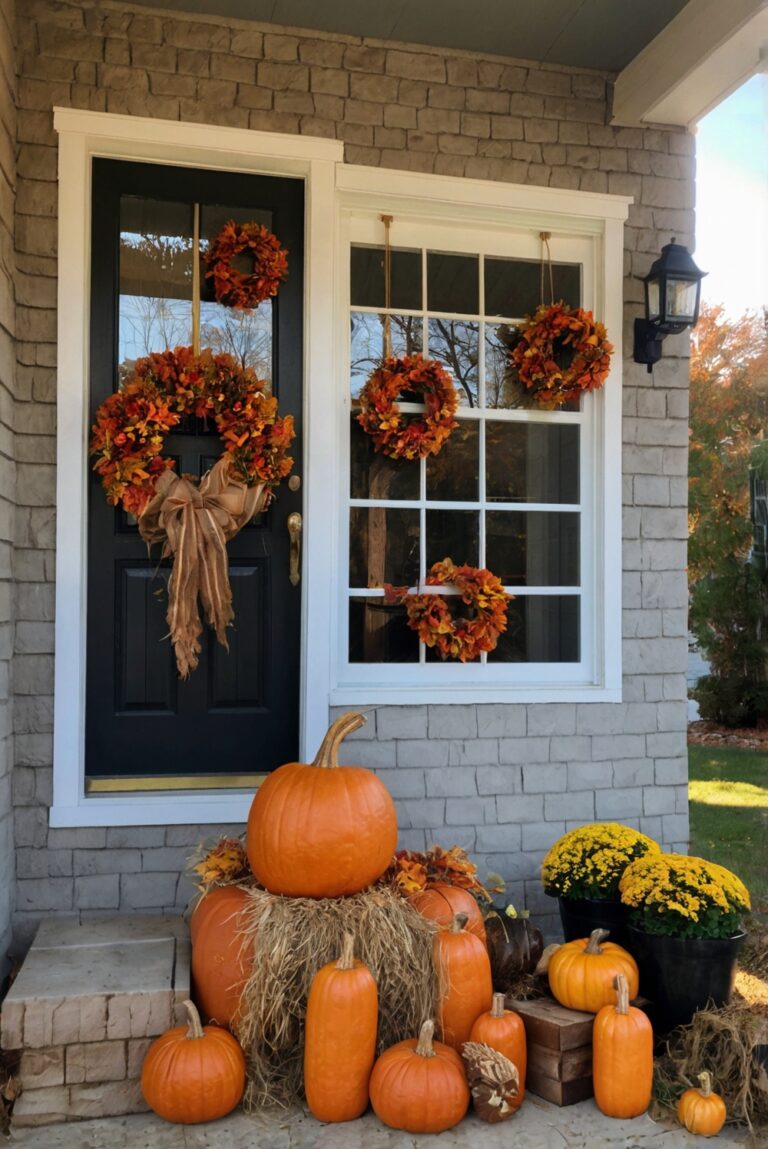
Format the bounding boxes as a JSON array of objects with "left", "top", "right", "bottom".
[{"left": 138, "top": 457, "right": 269, "bottom": 678}]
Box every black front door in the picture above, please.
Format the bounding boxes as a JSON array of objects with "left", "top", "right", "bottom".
[{"left": 85, "top": 159, "right": 304, "bottom": 783}]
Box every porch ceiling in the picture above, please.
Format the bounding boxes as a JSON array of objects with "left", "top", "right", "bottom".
[{"left": 127, "top": 0, "right": 689, "bottom": 73}]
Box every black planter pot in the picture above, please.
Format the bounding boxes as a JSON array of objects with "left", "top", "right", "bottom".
[
  {"left": 627, "top": 924, "right": 746, "bottom": 1033},
  {"left": 558, "top": 896, "right": 630, "bottom": 949}
]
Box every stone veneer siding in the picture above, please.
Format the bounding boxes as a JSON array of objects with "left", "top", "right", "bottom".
[{"left": 10, "top": 0, "right": 693, "bottom": 948}]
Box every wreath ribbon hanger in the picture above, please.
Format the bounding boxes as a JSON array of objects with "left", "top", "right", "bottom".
[{"left": 539, "top": 230, "right": 554, "bottom": 306}]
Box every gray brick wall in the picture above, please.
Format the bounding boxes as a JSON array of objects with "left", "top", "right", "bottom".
[
  {"left": 10, "top": 0, "right": 693, "bottom": 948},
  {"left": 0, "top": 0, "right": 16, "bottom": 973}
]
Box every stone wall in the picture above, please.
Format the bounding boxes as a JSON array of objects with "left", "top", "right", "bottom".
[
  {"left": 0, "top": 0, "right": 16, "bottom": 974},
  {"left": 11, "top": 0, "right": 693, "bottom": 947}
]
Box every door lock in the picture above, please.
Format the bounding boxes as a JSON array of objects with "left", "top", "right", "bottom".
[{"left": 287, "top": 512, "right": 302, "bottom": 586}]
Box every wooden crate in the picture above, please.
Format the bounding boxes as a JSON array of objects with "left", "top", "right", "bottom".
[{"left": 507, "top": 996, "right": 594, "bottom": 1107}]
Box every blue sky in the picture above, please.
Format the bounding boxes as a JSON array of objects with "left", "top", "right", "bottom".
[{"left": 696, "top": 73, "right": 768, "bottom": 317}]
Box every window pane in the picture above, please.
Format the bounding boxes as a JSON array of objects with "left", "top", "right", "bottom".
[
  {"left": 427, "top": 420, "right": 479, "bottom": 502},
  {"left": 427, "top": 252, "right": 478, "bottom": 314},
  {"left": 486, "top": 423, "right": 579, "bottom": 504},
  {"left": 349, "top": 508, "right": 420, "bottom": 588},
  {"left": 349, "top": 597, "right": 419, "bottom": 662},
  {"left": 426, "top": 510, "right": 479, "bottom": 570},
  {"left": 351, "top": 312, "right": 423, "bottom": 397},
  {"left": 350, "top": 245, "right": 421, "bottom": 310},
  {"left": 350, "top": 417, "right": 420, "bottom": 501},
  {"left": 119, "top": 198, "right": 193, "bottom": 371},
  {"left": 488, "top": 595, "right": 580, "bottom": 662},
  {"left": 429, "top": 318, "right": 479, "bottom": 408},
  {"left": 486, "top": 511, "right": 579, "bottom": 586},
  {"left": 485, "top": 327, "right": 580, "bottom": 412},
  {"left": 484, "top": 257, "right": 581, "bottom": 318}
]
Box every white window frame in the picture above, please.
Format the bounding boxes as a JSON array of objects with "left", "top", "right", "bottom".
[{"left": 51, "top": 110, "right": 628, "bottom": 827}]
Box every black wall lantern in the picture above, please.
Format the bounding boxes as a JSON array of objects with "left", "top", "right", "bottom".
[{"left": 634, "top": 239, "right": 707, "bottom": 372}]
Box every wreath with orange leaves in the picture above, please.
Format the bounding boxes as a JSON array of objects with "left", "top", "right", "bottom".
[
  {"left": 509, "top": 301, "right": 613, "bottom": 409},
  {"left": 385, "top": 558, "right": 511, "bottom": 662},
  {"left": 356, "top": 354, "right": 459, "bottom": 460},
  {"left": 90, "top": 346, "right": 294, "bottom": 516},
  {"left": 205, "top": 220, "right": 289, "bottom": 310}
]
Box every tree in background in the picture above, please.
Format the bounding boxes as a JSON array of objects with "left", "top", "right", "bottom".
[{"left": 688, "top": 304, "right": 768, "bottom": 725}]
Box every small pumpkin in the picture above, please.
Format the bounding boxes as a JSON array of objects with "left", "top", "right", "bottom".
[
  {"left": 548, "top": 928, "right": 639, "bottom": 1013},
  {"left": 190, "top": 885, "right": 251, "bottom": 1028},
  {"left": 677, "top": 1071, "right": 727, "bottom": 1137},
  {"left": 369, "top": 1019, "right": 469, "bottom": 1134},
  {"left": 485, "top": 911, "right": 544, "bottom": 989},
  {"left": 593, "top": 974, "right": 653, "bottom": 1118},
  {"left": 435, "top": 912, "right": 493, "bottom": 1049},
  {"left": 469, "top": 992, "right": 526, "bottom": 1110},
  {"left": 304, "top": 933, "right": 378, "bottom": 1123},
  {"left": 140, "top": 999, "right": 245, "bottom": 1124},
  {"left": 409, "top": 883, "right": 487, "bottom": 944},
  {"left": 246, "top": 713, "right": 398, "bottom": 898}
]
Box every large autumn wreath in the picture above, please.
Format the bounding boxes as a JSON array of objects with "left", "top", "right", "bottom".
[
  {"left": 385, "top": 558, "right": 511, "bottom": 662},
  {"left": 508, "top": 301, "right": 613, "bottom": 409},
  {"left": 356, "top": 354, "right": 459, "bottom": 460},
  {"left": 205, "top": 220, "right": 289, "bottom": 310},
  {"left": 90, "top": 347, "right": 294, "bottom": 677}
]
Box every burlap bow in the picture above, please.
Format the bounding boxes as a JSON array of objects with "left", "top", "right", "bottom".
[{"left": 138, "top": 457, "right": 269, "bottom": 678}]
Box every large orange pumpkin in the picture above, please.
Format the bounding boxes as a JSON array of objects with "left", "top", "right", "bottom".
[
  {"left": 593, "top": 974, "right": 653, "bottom": 1118},
  {"left": 141, "top": 999, "right": 245, "bottom": 1124},
  {"left": 435, "top": 912, "right": 493, "bottom": 1049},
  {"left": 469, "top": 992, "right": 526, "bottom": 1111},
  {"left": 677, "top": 1072, "right": 727, "bottom": 1137},
  {"left": 548, "top": 928, "right": 639, "bottom": 1013},
  {"left": 369, "top": 1019, "right": 469, "bottom": 1134},
  {"left": 409, "top": 883, "right": 487, "bottom": 945},
  {"left": 304, "top": 933, "right": 378, "bottom": 1123},
  {"left": 190, "top": 885, "right": 251, "bottom": 1028},
  {"left": 246, "top": 713, "right": 398, "bottom": 898}
]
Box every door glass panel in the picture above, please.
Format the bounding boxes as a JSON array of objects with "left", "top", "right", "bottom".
[
  {"left": 486, "top": 423, "right": 579, "bottom": 503},
  {"left": 119, "top": 197, "right": 193, "bottom": 372},
  {"left": 351, "top": 245, "right": 421, "bottom": 310},
  {"left": 428, "top": 318, "right": 479, "bottom": 408},
  {"left": 426, "top": 510, "right": 479, "bottom": 569},
  {"left": 350, "top": 417, "right": 420, "bottom": 501},
  {"left": 426, "top": 420, "right": 479, "bottom": 501},
  {"left": 349, "top": 508, "right": 420, "bottom": 588},
  {"left": 351, "top": 312, "right": 423, "bottom": 397},
  {"left": 349, "top": 598, "right": 419, "bottom": 662},
  {"left": 484, "top": 257, "right": 581, "bottom": 318},
  {"left": 486, "top": 511, "right": 580, "bottom": 586},
  {"left": 427, "top": 252, "right": 478, "bottom": 314},
  {"left": 487, "top": 595, "right": 580, "bottom": 662}
]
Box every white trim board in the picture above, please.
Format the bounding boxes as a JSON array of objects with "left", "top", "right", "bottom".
[{"left": 52, "top": 109, "right": 628, "bottom": 827}]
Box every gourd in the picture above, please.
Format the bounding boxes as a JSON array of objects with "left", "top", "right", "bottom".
[
  {"left": 140, "top": 999, "right": 245, "bottom": 1124},
  {"left": 190, "top": 885, "right": 251, "bottom": 1027},
  {"left": 409, "top": 883, "right": 487, "bottom": 944},
  {"left": 548, "top": 928, "right": 639, "bottom": 1013},
  {"left": 485, "top": 910, "right": 544, "bottom": 989},
  {"left": 368, "top": 1019, "right": 469, "bottom": 1134},
  {"left": 434, "top": 912, "right": 493, "bottom": 1049},
  {"left": 469, "top": 992, "right": 526, "bottom": 1110},
  {"left": 246, "top": 713, "right": 398, "bottom": 898},
  {"left": 462, "top": 1040, "right": 519, "bottom": 1123},
  {"left": 593, "top": 974, "right": 653, "bottom": 1118},
  {"left": 677, "top": 1071, "right": 727, "bottom": 1137},
  {"left": 304, "top": 933, "right": 378, "bottom": 1123}
]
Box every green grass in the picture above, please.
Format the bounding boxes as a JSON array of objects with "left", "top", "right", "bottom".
[{"left": 688, "top": 745, "right": 768, "bottom": 911}]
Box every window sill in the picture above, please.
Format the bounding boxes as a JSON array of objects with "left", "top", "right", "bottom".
[{"left": 330, "top": 683, "right": 623, "bottom": 706}]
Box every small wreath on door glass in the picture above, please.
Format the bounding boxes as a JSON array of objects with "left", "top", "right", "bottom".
[
  {"left": 356, "top": 354, "right": 459, "bottom": 460},
  {"left": 384, "top": 558, "right": 512, "bottom": 662},
  {"left": 508, "top": 301, "right": 613, "bottom": 410},
  {"left": 90, "top": 345, "right": 294, "bottom": 516},
  {"left": 205, "top": 220, "right": 289, "bottom": 310}
]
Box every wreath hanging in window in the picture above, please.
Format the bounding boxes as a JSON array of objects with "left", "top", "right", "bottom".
[
  {"left": 205, "top": 219, "right": 289, "bottom": 310},
  {"left": 385, "top": 558, "right": 512, "bottom": 662},
  {"left": 90, "top": 346, "right": 294, "bottom": 678}
]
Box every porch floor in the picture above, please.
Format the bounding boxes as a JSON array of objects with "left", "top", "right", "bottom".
[{"left": 8, "top": 1099, "right": 749, "bottom": 1147}]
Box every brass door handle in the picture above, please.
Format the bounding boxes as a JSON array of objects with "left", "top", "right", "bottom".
[{"left": 287, "top": 512, "right": 302, "bottom": 586}]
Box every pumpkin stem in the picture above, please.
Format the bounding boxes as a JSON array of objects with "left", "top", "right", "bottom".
[
  {"left": 450, "top": 912, "right": 469, "bottom": 934},
  {"left": 313, "top": 713, "right": 367, "bottom": 769},
  {"left": 584, "top": 928, "right": 610, "bottom": 955},
  {"left": 415, "top": 1019, "right": 437, "bottom": 1058},
  {"left": 698, "top": 1071, "right": 713, "bottom": 1098},
  {"left": 491, "top": 993, "right": 506, "bottom": 1019},
  {"left": 614, "top": 974, "right": 629, "bottom": 1015},
  {"left": 182, "top": 999, "right": 205, "bottom": 1040},
  {"left": 336, "top": 932, "right": 355, "bottom": 970}
]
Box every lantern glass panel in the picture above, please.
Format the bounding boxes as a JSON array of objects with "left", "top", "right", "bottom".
[
  {"left": 666, "top": 278, "right": 698, "bottom": 323},
  {"left": 646, "top": 276, "right": 661, "bottom": 321}
]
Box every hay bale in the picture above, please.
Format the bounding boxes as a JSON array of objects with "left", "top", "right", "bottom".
[{"left": 235, "top": 883, "right": 439, "bottom": 1109}]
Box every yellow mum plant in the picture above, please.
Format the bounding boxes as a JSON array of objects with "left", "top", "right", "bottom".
[
  {"left": 541, "top": 823, "right": 660, "bottom": 901},
  {"left": 619, "top": 853, "right": 750, "bottom": 940}
]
